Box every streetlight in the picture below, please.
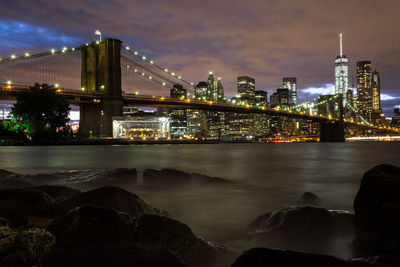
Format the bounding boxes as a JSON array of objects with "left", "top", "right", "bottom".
[
  {"left": 100, "top": 110, "right": 104, "bottom": 137},
  {"left": 94, "top": 30, "right": 102, "bottom": 42}
]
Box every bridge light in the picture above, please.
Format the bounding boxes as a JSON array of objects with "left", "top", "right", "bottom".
[
  {"left": 6, "top": 80, "right": 12, "bottom": 85},
  {"left": 134, "top": 51, "right": 138, "bottom": 55},
  {"left": 25, "top": 52, "right": 30, "bottom": 57},
  {"left": 135, "top": 92, "right": 139, "bottom": 95},
  {"left": 100, "top": 85, "right": 105, "bottom": 89},
  {"left": 86, "top": 43, "right": 89, "bottom": 46},
  {"left": 81, "top": 87, "right": 85, "bottom": 91},
  {"left": 127, "top": 65, "right": 130, "bottom": 69},
  {"left": 164, "top": 69, "right": 168, "bottom": 72},
  {"left": 10, "top": 54, "right": 16, "bottom": 59},
  {"left": 190, "top": 82, "right": 194, "bottom": 86},
  {"left": 134, "top": 69, "right": 138, "bottom": 72},
  {"left": 72, "top": 48, "right": 75, "bottom": 51},
  {"left": 150, "top": 60, "right": 154, "bottom": 64},
  {"left": 62, "top": 46, "right": 67, "bottom": 51},
  {"left": 149, "top": 76, "right": 152, "bottom": 80},
  {"left": 96, "top": 41, "right": 100, "bottom": 45},
  {"left": 54, "top": 83, "right": 59, "bottom": 88},
  {"left": 178, "top": 76, "right": 181, "bottom": 79},
  {"left": 171, "top": 72, "right": 175, "bottom": 76},
  {"left": 162, "top": 82, "right": 166, "bottom": 86},
  {"left": 142, "top": 56, "right": 146, "bottom": 60},
  {"left": 51, "top": 49, "right": 55, "bottom": 54},
  {"left": 125, "top": 46, "right": 130, "bottom": 50},
  {"left": 142, "top": 73, "right": 145, "bottom": 76}
]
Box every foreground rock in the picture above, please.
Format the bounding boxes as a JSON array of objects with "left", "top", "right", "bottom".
[
  {"left": 231, "top": 247, "right": 400, "bottom": 267},
  {"left": 0, "top": 224, "right": 55, "bottom": 266},
  {"left": 47, "top": 205, "right": 232, "bottom": 267},
  {"left": 354, "top": 164, "right": 400, "bottom": 257},
  {"left": 298, "top": 191, "right": 321, "bottom": 206},
  {"left": 143, "top": 168, "right": 230, "bottom": 186},
  {"left": 60, "top": 186, "right": 166, "bottom": 217},
  {"left": 133, "top": 214, "right": 235, "bottom": 267},
  {"left": 247, "top": 206, "right": 354, "bottom": 256},
  {"left": 0, "top": 188, "right": 62, "bottom": 226},
  {"left": 0, "top": 168, "right": 138, "bottom": 191},
  {"left": 47, "top": 205, "right": 135, "bottom": 247},
  {"left": 44, "top": 243, "right": 187, "bottom": 267},
  {"left": 30, "top": 185, "right": 81, "bottom": 202}
]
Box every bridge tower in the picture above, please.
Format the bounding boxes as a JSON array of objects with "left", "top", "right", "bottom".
[
  {"left": 79, "top": 38, "right": 123, "bottom": 137},
  {"left": 319, "top": 94, "right": 345, "bottom": 142}
]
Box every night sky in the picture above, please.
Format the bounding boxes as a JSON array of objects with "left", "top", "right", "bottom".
[{"left": 0, "top": 0, "right": 399, "bottom": 116}]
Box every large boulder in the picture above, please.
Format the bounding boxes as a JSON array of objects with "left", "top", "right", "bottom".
[
  {"left": 44, "top": 243, "right": 187, "bottom": 267},
  {"left": 247, "top": 206, "right": 353, "bottom": 256},
  {"left": 60, "top": 186, "right": 165, "bottom": 216},
  {"left": 0, "top": 169, "right": 43, "bottom": 189},
  {"left": 30, "top": 185, "right": 81, "bottom": 202},
  {"left": 0, "top": 225, "right": 55, "bottom": 266},
  {"left": 47, "top": 205, "right": 136, "bottom": 247},
  {"left": 143, "top": 169, "right": 191, "bottom": 185},
  {"left": 0, "top": 188, "right": 62, "bottom": 226},
  {"left": 143, "top": 168, "right": 230, "bottom": 186},
  {"left": 354, "top": 164, "right": 400, "bottom": 256},
  {"left": 231, "top": 247, "right": 400, "bottom": 267},
  {"left": 132, "top": 214, "right": 234, "bottom": 267},
  {"left": 298, "top": 192, "right": 321, "bottom": 206}
]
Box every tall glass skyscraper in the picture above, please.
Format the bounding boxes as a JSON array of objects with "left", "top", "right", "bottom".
[
  {"left": 334, "top": 33, "right": 349, "bottom": 102},
  {"left": 282, "top": 77, "right": 297, "bottom": 105}
]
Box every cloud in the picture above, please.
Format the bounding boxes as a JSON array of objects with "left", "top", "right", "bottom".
[
  {"left": 381, "top": 93, "right": 399, "bottom": 101},
  {"left": 301, "top": 84, "right": 334, "bottom": 95}
]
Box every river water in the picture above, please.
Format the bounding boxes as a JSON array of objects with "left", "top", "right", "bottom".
[{"left": 0, "top": 143, "right": 399, "bottom": 256}]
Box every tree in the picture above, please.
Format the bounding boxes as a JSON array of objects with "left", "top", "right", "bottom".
[{"left": 11, "top": 83, "right": 70, "bottom": 140}]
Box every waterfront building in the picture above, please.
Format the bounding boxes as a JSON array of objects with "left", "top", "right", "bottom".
[
  {"left": 371, "top": 70, "right": 384, "bottom": 126},
  {"left": 194, "top": 82, "right": 208, "bottom": 100},
  {"left": 391, "top": 108, "right": 400, "bottom": 128},
  {"left": 254, "top": 90, "right": 269, "bottom": 137},
  {"left": 170, "top": 84, "right": 188, "bottom": 138},
  {"left": 334, "top": 33, "right": 349, "bottom": 102},
  {"left": 283, "top": 77, "right": 297, "bottom": 105},
  {"left": 357, "top": 60, "right": 373, "bottom": 123},
  {"left": 112, "top": 113, "right": 170, "bottom": 139},
  {"left": 237, "top": 76, "right": 255, "bottom": 105}
]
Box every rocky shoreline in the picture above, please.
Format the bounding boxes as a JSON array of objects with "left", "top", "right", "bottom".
[{"left": 0, "top": 165, "right": 400, "bottom": 266}]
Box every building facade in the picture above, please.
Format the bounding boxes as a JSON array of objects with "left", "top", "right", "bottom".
[
  {"left": 283, "top": 77, "right": 297, "bottom": 105},
  {"left": 356, "top": 60, "right": 373, "bottom": 123}
]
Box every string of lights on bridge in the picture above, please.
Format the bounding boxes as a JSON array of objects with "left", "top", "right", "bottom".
[{"left": 121, "top": 45, "right": 196, "bottom": 88}]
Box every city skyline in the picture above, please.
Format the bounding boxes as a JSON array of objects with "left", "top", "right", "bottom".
[{"left": 0, "top": 0, "right": 399, "bottom": 117}]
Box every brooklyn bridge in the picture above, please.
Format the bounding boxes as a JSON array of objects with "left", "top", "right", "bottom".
[{"left": 1, "top": 38, "right": 398, "bottom": 141}]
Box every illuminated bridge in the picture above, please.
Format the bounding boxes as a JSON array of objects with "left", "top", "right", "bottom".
[{"left": 1, "top": 38, "right": 399, "bottom": 141}]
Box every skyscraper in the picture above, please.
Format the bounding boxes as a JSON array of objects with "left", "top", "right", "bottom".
[
  {"left": 283, "top": 77, "right": 297, "bottom": 105},
  {"left": 237, "top": 76, "right": 255, "bottom": 105},
  {"left": 356, "top": 61, "right": 373, "bottom": 122},
  {"left": 392, "top": 108, "right": 400, "bottom": 128},
  {"left": 216, "top": 78, "right": 224, "bottom": 103},
  {"left": 334, "top": 33, "right": 349, "bottom": 102},
  {"left": 372, "top": 70, "right": 381, "bottom": 111}
]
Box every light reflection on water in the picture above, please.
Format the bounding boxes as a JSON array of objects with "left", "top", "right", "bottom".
[{"left": 0, "top": 143, "right": 399, "bottom": 256}]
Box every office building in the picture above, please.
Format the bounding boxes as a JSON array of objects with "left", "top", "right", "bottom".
[
  {"left": 334, "top": 33, "right": 349, "bottom": 102},
  {"left": 237, "top": 76, "right": 255, "bottom": 105},
  {"left": 356, "top": 60, "right": 373, "bottom": 122},
  {"left": 283, "top": 77, "right": 297, "bottom": 105}
]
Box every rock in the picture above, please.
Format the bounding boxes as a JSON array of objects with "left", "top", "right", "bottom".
[
  {"left": 47, "top": 205, "right": 136, "bottom": 247},
  {"left": 0, "top": 188, "right": 62, "bottom": 226},
  {"left": 60, "top": 186, "right": 165, "bottom": 217},
  {"left": 247, "top": 206, "right": 340, "bottom": 255},
  {"left": 0, "top": 169, "right": 43, "bottom": 189},
  {"left": 0, "top": 224, "right": 55, "bottom": 266},
  {"left": 65, "top": 168, "right": 138, "bottom": 190},
  {"left": 353, "top": 164, "right": 400, "bottom": 256},
  {"left": 30, "top": 185, "right": 81, "bottom": 202},
  {"left": 132, "top": 214, "right": 234, "bottom": 267},
  {"left": 44, "top": 243, "right": 187, "bottom": 267},
  {"left": 143, "top": 168, "right": 231, "bottom": 186},
  {"left": 298, "top": 192, "right": 321, "bottom": 206},
  {"left": 231, "top": 247, "right": 400, "bottom": 267},
  {"left": 143, "top": 169, "right": 191, "bottom": 185}
]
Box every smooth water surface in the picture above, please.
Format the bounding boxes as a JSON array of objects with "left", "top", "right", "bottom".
[{"left": 0, "top": 143, "right": 399, "bottom": 256}]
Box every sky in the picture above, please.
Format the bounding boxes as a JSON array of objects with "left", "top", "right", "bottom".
[{"left": 0, "top": 0, "right": 399, "bottom": 116}]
